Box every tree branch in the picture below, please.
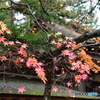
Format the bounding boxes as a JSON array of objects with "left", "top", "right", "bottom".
[
  {"left": 42, "top": 20, "right": 100, "bottom": 45},
  {"left": 52, "top": 28, "right": 100, "bottom": 56},
  {"left": 41, "top": 19, "right": 80, "bottom": 38},
  {"left": 10, "top": 0, "right": 28, "bottom": 6},
  {"left": 72, "top": 43, "right": 100, "bottom": 52},
  {"left": 74, "top": 29, "right": 100, "bottom": 43},
  {"left": 0, "top": 7, "right": 11, "bottom": 11},
  {"left": 88, "top": 0, "right": 100, "bottom": 14},
  {"left": 9, "top": 0, "right": 49, "bottom": 40},
  {"left": 9, "top": 0, "right": 100, "bottom": 58},
  {"left": 38, "top": 0, "right": 49, "bottom": 15}
]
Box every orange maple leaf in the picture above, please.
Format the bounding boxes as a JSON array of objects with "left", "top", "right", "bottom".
[
  {"left": 0, "top": 56, "right": 7, "bottom": 61},
  {"left": 35, "top": 66, "right": 47, "bottom": 83}
]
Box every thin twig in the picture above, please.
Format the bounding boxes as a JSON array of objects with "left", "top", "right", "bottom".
[
  {"left": 38, "top": 0, "right": 49, "bottom": 15},
  {"left": 72, "top": 43, "right": 100, "bottom": 52},
  {"left": 88, "top": 0, "right": 100, "bottom": 14}
]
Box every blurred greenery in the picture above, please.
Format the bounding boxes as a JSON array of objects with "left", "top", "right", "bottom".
[{"left": 0, "top": 0, "right": 99, "bottom": 51}]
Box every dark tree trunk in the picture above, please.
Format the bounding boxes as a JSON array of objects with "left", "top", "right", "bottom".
[
  {"left": 43, "top": 80, "right": 52, "bottom": 100},
  {"left": 43, "top": 62, "right": 53, "bottom": 100}
]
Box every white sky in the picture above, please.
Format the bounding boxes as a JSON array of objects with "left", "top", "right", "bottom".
[
  {"left": 13, "top": 0, "right": 20, "bottom": 2},
  {"left": 95, "top": 7, "right": 100, "bottom": 28}
]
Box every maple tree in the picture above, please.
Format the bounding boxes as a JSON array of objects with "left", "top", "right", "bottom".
[{"left": 0, "top": 21, "right": 100, "bottom": 99}]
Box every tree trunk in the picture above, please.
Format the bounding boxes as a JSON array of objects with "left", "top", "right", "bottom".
[
  {"left": 43, "top": 81, "right": 52, "bottom": 100},
  {"left": 43, "top": 63, "right": 53, "bottom": 100}
]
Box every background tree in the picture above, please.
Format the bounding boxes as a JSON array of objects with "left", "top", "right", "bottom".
[{"left": 0, "top": 0, "right": 100, "bottom": 100}]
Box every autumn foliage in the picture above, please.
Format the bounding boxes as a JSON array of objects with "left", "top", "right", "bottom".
[
  {"left": 0, "top": 21, "right": 47, "bottom": 86},
  {"left": 0, "top": 21, "right": 100, "bottom": 94},
  {"left": 78, "top": 49, "right": 100, "bottom": 73}
]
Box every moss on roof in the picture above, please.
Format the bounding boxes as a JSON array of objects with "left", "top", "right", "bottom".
[{"left": 0, "top": 77, "right": 100, "bottom": 99}]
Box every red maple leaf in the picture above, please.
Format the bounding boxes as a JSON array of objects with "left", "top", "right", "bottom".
[
  {"left": 78, "top": 68, "right": 85, "bottom": 73},
  {"left": 15, "top": 57, "right": 24, "bottom": 64},
  {"left": 21, "top": 43, "right": 28, "bottom": 48},
  {"left": 66, "top": 43, "right": 72, "bottom": 48},
  {"left": 66, "top": 82, "right": 72, "bottom": 87},
  {"left": 0, "top": 36, "right": 6, "bottom": 42},
  {"left": 62, "top": 50, "right": 70, "bottom": 56},
  {"left": 82, "top": 74, "right": 88, "bottom": 80},
  {"left": 55, "top": 43, "right": 61, "bottom": 48},
  {"left": 17, "top": 87, "right": 26, "bottom": 93},
  {"left": 18, "top": 48, "right": 27, "bottom": 57},
  {"left": 68, "top": 52, "right": 76, "bottom": 60},
  {"left": 52, "top": 87, "right": 59, "bottom": 92},
  {"left": 8, "top": 41, "right": 14, "bottom": 45},
  {"left": 26, "top": 57, "right": 38, "bottom": 67},
  {"left": 26, "top": 57, "right": 43, "bottom": 68}
]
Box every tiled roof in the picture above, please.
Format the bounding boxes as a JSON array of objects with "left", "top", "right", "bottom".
[{"left": 0, "top": 77, "right": 100, "bottom": 99}]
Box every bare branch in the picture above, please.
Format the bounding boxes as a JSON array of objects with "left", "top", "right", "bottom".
[
  {"left": 72, "top": 43, "right": 100, "bottom": 52},
  {"left": 10, "top": 0, "right": 28, "bottom": 6},
  {"left": 88, "top": 0, "right": 100, "bottom": 14},
  {"left": 41, "top": 20, "right": 80, "bottom": 38},
  {"left": 74, "top": 29, "right": 100, "bottom": 43}
]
